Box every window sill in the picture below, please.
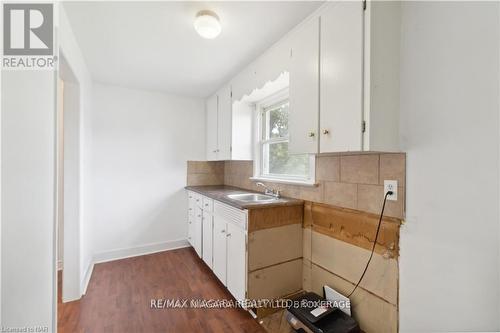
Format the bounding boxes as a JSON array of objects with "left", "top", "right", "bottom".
[{"left": 249, "top": 177, "right": 318, "bottom": 187}]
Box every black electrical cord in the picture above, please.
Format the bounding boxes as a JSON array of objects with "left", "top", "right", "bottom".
[{"left": 347, "top": 190, "right": 393, "bottom": 298}]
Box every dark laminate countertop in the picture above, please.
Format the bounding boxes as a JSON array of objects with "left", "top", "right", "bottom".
[{"left": 185, "top": 185, "right": 303, "bottom": 210}]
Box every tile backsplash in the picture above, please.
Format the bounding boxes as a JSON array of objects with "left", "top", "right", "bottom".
[
  {"left": 186, "top": 161, "right": 224, "bottom": 186},
  {"left": 187, "top": 153, "right": 406, "bottom": 219}
]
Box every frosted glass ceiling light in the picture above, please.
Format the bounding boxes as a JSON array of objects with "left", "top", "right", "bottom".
[{"left": 194, "top": 10, "right": 221, "bottom": 39}]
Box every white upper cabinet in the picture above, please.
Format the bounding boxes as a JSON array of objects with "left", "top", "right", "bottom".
[
  {"left": 320, "top": 1, "right": 364, "bottom": 153},
  {"left": 217, "top": 84, "right": 232, "bottom": 160},
  {"left": 288, "top": 17, "right": 320, "bottom": 155},
  {"left": 206, "top": 94, "right": 218, "bottom": 161},
  {"left": 205, "top": 85, "right": 233, "bottom": 161},
  {"left": 206, "top": 1, "right": 400, "bottom": 157},
  {"left": 362, "top": 1, "right": 401, "bottom": 151}
]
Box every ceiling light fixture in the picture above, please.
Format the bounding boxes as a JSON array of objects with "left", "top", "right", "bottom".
[{"left": 194, "top": 10, "right": 221, "bottom": 39}]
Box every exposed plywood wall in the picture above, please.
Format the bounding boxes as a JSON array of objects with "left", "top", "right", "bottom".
[{"left": 303, "top": 203, "right": 401, "bottom": 333}]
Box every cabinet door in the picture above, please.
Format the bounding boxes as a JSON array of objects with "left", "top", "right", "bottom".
[
  {"left": 202, "top": 211, "right": 213, "bottom": 269},
  {"left": 187, "top": 191, "right": 195, "bottom": 217},
  {"left": 193, "top": 207, "right": 203, "bottom": 257},
  {"left": 212, "top": 216, "right": 227, "bottom": 285},
  {"left": 226, "top": 223, "right": 247, "bottom": 301},
  {"left": 289, "top": 17, "right": 320, "bottom": 154},
  {"left": 217, "top": 85, "right": 232, "bottom": 160},
  {"left": 206, "top": 94, "right": 218, "bottom": 161},
  {"left": 320, "top": 2, "right": 363, "bottom": 152}
]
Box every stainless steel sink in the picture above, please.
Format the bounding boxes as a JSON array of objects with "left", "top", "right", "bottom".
[{"left": 227, "top": 193, "right": 277, "bottom": 202}]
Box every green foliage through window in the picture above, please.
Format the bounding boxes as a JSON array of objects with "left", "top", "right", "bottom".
[{"left": 261, "top": 99, "right": 310, "bottom": 178}]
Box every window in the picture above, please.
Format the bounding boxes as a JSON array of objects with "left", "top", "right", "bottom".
[{"left": 253, "top": 89, "right": 315, "bottom": 184}]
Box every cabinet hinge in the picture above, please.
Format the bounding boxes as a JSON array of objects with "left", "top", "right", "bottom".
[
  {"left": 362, "top": 120, "right": 366, "bottom": 133},
  {"left": 363, "top": 0, "right": 366, "bottom": 11}
]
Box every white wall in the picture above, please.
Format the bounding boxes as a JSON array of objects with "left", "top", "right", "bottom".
[
  {"left": 399, "top": 2, "right": 500, "bottom": 332},
  {"left": 1, "top": 71, "right": 56, "bottom": 331},
  {"left": 90, "top": 83, "right": 205, "bottom": 261}
]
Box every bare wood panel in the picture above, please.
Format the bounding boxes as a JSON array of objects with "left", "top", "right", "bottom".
[
  {"left": 304, "top": 201, "right": 400, "bottom": 257},
  {"left": 248, "top": 205, "right": 303, "bottom": 232},
  {"left": 248, "top": 224, "right": 303, "bottom": 272},
  {"left": 311, "top": 263, "right": 398, "bottom": 333},
  {"left": 312, "top": 232, "right": 398, "bottom": 305},
  {"left": 303, "top": 201, "right": 313, "bottom": 227},
  {"left": 248, "top": 259, "right": 303, "bottom": 300}
]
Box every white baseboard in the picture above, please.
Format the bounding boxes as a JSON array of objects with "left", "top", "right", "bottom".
[
  {"left": 93, "top": 239, "right": 190, "bottom": 264},
  {"left": 81, "top": 260, "right": 94, "bottom": 295}
]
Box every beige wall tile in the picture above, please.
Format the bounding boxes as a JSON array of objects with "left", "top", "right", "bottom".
[
  {"left": 323, "top": 182, "right": 357, "bottom": 209},
  {"left": 316, "top": 156, "right": 340, "bottom": 181},
  {"left": 186, "top": 173, "right": 224, "bottom": 186},
  {"left": 311, "top": 232, "right": 398, "bottom": 305},
  {"left": 294, "top": 183, "right": 322, "bottom": 202},
  {"left": 340, "top": 154, "right": 379, "bottom": 185},
  {"left": 187, "top": 161, "right": 224, "bottom": 175},
  {"left": 357, "top": 184, "right": 404, "bottom": 219},
  {"left": 379, "top": 153, "right": 406, "bottom": 186},
  {"left": 225, "top": 160, "right": 253, "bottom": 176},
  {"left": 311, "top": 264, "right": 398, "bottom": 333}
]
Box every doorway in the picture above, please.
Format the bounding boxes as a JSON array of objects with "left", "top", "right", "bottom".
[{"left": 57, "top": 53, "right": 82, "bottom": 303}]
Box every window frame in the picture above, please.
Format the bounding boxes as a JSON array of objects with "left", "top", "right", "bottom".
[{"left": 252, "top": 88, "right": 316, "bottom": 186}]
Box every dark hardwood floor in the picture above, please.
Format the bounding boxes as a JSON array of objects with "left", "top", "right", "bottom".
[{"left": 58, "top": 247, "right": 266, "bottom": 333}]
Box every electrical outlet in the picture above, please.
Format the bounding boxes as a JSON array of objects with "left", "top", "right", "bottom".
[{"left": 384, "top": 180, "right": 398, "bottom": 201}]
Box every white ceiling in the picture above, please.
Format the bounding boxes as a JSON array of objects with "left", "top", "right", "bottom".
[{"left": 63, "top": 1, "right": 323, "bottom": 98}]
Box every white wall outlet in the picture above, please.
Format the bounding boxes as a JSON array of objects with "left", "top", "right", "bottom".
[{"left": 384, "top": 180, "right": 398, "bottom": 201}]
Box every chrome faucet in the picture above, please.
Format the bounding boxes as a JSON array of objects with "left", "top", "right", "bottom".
[{"left": 256, "top": 182, "right": 281, "bottom": 198}]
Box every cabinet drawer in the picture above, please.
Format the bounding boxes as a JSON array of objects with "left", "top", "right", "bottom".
[
  {"left": 194, "top": 193, "right": 203, "bottom": 208},
  {"left": 214, "top": 201, "right": 247, "bottom": 231},
  {"left": 202, "top": 197, "right": 214, "bottom": 213}
]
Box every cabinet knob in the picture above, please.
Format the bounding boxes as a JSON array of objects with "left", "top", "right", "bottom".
[
  {"left": 322, "top": 129, "right": 330, "bottom": 135},
  {"left": 226, "top": 233, "right": 231, "bottom": 237},
  {"left": 189, "top": 221, "right": 192, "bottom": 224},
  {"left": 205, "top": 203, "right": 209, "bottom": 207},
  {"left": 221, "top": 230, "right": 226, "bottom": 234},
  {"left": 308, "top": 132, "right": 315, "bottom": 138}
]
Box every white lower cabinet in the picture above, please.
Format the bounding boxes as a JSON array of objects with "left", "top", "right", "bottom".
[
  {"left": 202, "top": 210, "right": 213, "bottom": 269},
  {"left": 212, "top": 215, "right": 227, "bottom": 284},
  {"left": 193, "top": 207, "right": 203, "bottom": 257},
  {"left": 226, "top": 222, "right": 247, "bottom": 301},
  {"left": 187, "top": 190, "right": 248, "bottom": 301}
]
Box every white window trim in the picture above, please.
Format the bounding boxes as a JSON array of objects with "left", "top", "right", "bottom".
[{"left": 252, "top": 88, "right": 316, "bottom": 186}]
